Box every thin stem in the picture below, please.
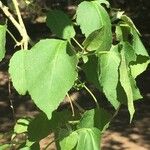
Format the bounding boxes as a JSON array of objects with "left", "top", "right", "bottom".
[
  {"left": 0, "top": 1, "right": 22, "bottom": 34},
  {"left": 67, "top": 93, "right": 75, "bottom": 117},
  {"left": 72, "top": 37, "right": 84, "bottom": 51},
  {"left": 109, "top": 105, "right": 121, "bottom": 123},
  {"left": 12, "top": 0, "right": 23, "bottom": 27},
  {"left": 72, "top": 100, "right": 85, "bottom": 112},
  {"left": 0, "top": 0, "right": 29, "bottom": 49},
  {"left": 11, "top": 0, "right": 29, "bottom": 49},
  {"left": 83, "top": 84, "right": 99, "bottom": 109},
  {"left": 6, "top": 29, "right": 19, "bottom": 45}
]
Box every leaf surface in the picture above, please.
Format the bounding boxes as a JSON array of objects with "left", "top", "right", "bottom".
[
  {"left": 59, "top": 131, "right": 78, "bottom": 150},
  {"left": 78, "top": 108, "right": 111, "bottom": 132},
  {"left": 76, "top": 1, "right": 112, "bottom": 39},
  {"left": 130, "top": 30, "right": 150, "bottom": 78},
  {"left": 99, "top": 45, "right": 120, "bottom": 108},
  {"left": 83, "top": 27, "right": 112, "bottom": 52},
  {"left": 9, "top": 50, "right": 28, "bottom": 95},
  {"left": 121, "top": 15, "right": 140, "bottom": 35},
  {"left": 14, "top": 118, "right": 30, "bottom": 134},
  {"left": 46, "top": 10, "right": 75, "bottom": 40},
  {"left": 9, "top": 39, "right": 78, "bottom": 119},
  {"left": 76, "top": 128, "right": 101, "bottom": 150},
  {"left": 119, "top": 49, "right": 135, "bottom": 121},
  {"left": 0, "top": 24, "right": 6, "bottom": 61}
]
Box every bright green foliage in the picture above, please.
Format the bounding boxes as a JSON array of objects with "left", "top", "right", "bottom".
[
  {"left": 122, "top": 42, "right": 136, "bottom": 65},
  {"left": 0, "top": 144, "right": 10, "bottom": 150},
  {"left": 119, "top": 49, "right": 135, "bottom": 121},
  {"left": 59, "top": 128, "right": 101, "bottom": 150},
  {"left": 14, "top": 118, "right": 30, "bottom": 134},
  {"left": 78, "top": 108, "right": 111, "bottom": 131},
  {"left": 83, "top": 27, "right": 112, "bottom": 52},
  {"left": 118, "top": 14, "right": 150, "bottom": 79},
  {"left": 46, "top": 10, "right": 75, "bottom": 40},
  {"left": 76, "top": 1, "right": 112, "bottom": 43},
  {"left": 9, "top": 39, "right": 78, "bottom": 119},
  {"left": 60, "top": 131, "right": 78, "bottom": 150},
  {"left": 76, "top": 128, "right": 101, "bottom": 150},
  {"left": 99, "top": 45, "right": 121, "bottom": 108},
  {"left": 130, "top": 29, "right": 150, "bottom": 78},
  {"left": 2, "top": 0, "right": 150, "bottom": 149},
  {"left": 0, "top": 24, "right": 6, "bottom": 61},
  {"left": 121, "top": 15, "right": 140, "bottom": 35},
  {"left": 9, "top": 50, "right": 28, "bottom": 95},
  {"left": 26, "top": 39, "right": 77, "bottom": 119}
]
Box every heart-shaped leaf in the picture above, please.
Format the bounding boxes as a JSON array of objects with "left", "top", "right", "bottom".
[{"left": 9, "top": 39, "right": 78, "bottom": 119}]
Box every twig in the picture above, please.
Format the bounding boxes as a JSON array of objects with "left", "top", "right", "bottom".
[
  {"left": 67, "top": 93, "right": 75, "bottom": 116},
  {"left": 11, "top": 0, "right": 29, "bottom": 49},
  {"left": 72, "top": 100, "right": 85, "bottom": 112},
  {"left": 83, "top": 84, "right": 100, "bottom": 109},
  {"left": 0, "top": 1, "right": 22, "bottom": 34},
  {"left": 6, "top": 28, "right": 19, "bottom": 45},
  {"left": 0, "top": 0, "right": 29, "bottom": 49},
  {"left": 72, "top": 37, "right": 84, "bottom": 51}
]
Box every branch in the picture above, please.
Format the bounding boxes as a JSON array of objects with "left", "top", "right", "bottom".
[
  {"left": 0, "top": 1, "right": 22, "bottom": 34},
  {"left": 12, "top": 0, "right": 29, "bottom": 49},
  {"left": 0, "top": 0, "right": 29, "bottom": 49}
]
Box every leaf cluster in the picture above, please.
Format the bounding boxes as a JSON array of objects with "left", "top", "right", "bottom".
[{"left": 0, "top": 0, "right": 149, "bottom": 149}]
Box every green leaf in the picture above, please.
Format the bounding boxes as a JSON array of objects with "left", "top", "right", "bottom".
[
  {"left": 130, "top": 29, "right": 150, "bottom": 78},
  {"left": 115, "top": 24, "right": 131, "bottom": 42},
  {"left": 26, "top": 40, "right": 77, "bottom": 119},
  {"left": 99, "top": 45, "right": 120, "bottom": 109},
  {"left": 131, "top": 29, "right": 148, "bottom": 56},
  {"left": 119, "top": 48, "right": 135, "bottom": 122},
  {"left": 130, "top": 76, "right": 142, "bottom": 101},
  {"left": 46, "top": 10, "right": 75, "bottom": 40},
  {"left": 28, "top": 113, "right": 50, "bottom": 141},
  {"left": 122, "top": 42, "right": 136, "bottom": 65},
  {"left": 76, "top": 1, "right": 112, "bottom": 40},
  {"left": 59, "top": 131, "right": 78, "bottom": 150},
  {"left": 9, "top": 50, "right": 28, "bottom": 95},
  {"left": 9, "top": 39, "right": 78, "bottom": 119},
  {"left": 0, "top": 24, "right": 6, "bottom": 61},
  {"left": 121, "top": 15, "right": 140, "bottom": 35},
  {"left": 0, "top": 144, "right": 10, "bottom": 150},
  {"left": 130, "top": 57, "right": 150, "bottom": 79},
  {"left": 78, "top": 108, "right": 111, "bottom": 132},
  {"left": 83, "top": 27, "right": 112, "bottom": 52},
  {"left": 76, "top": 128, "right": 101, "bottom": 150},
  {"left": 82, "top": 55, "right": 102, "bottom": 90},
  {"left": 14, "top": 118, "right": 30, "bottom": 134}
]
